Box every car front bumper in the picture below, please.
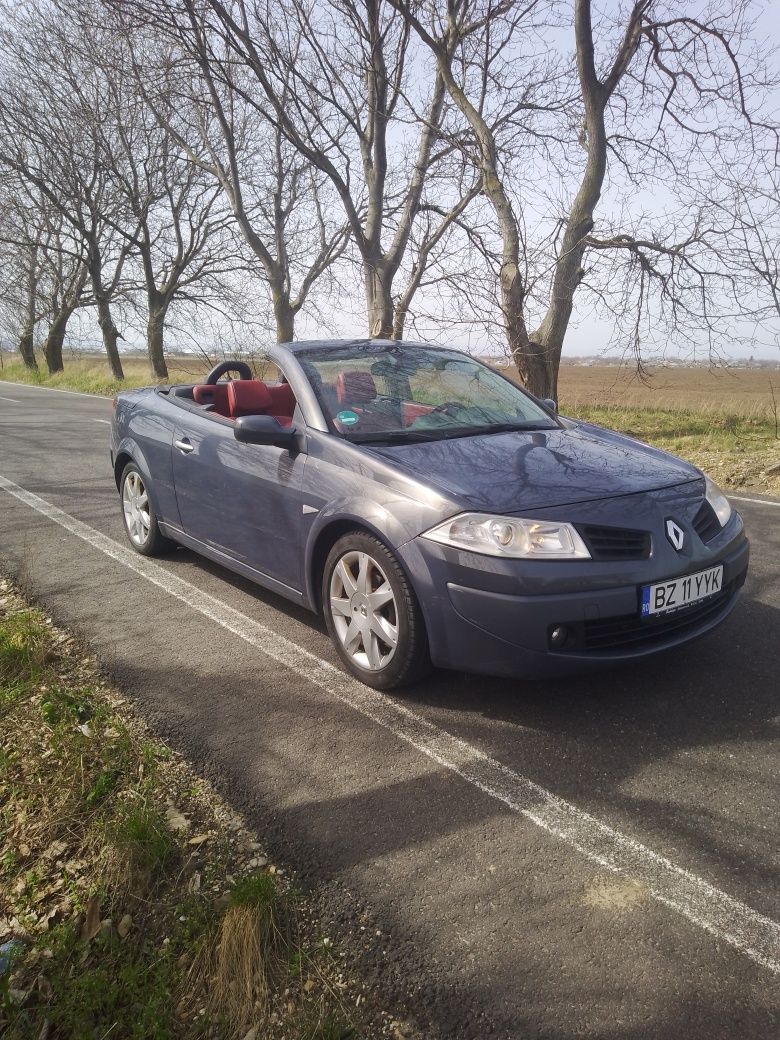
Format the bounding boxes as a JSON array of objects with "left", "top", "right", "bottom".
[{"left": 398, "top": 488, "right": 750, "bottom": 679}]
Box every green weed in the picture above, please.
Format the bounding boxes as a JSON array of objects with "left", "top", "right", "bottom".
[
  {"left": 113, "top": 805, "right": 178, "bottom": 876},
  {"left": 0, "top": 611, "right": 49, "bottom": 685}
]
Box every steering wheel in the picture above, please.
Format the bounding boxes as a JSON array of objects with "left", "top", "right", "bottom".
[{"left": 204, "top": 360, "right": 252, "bottom": 385}]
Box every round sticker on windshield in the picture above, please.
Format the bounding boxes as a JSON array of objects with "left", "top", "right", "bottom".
[{"left": 336, "top": 409, "right": 359, "bottom": 426}]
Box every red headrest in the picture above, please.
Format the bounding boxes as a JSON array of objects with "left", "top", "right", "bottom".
[
  {"left": 227, "top": 379, "right": 272, "bottom": 417},
  {"left": 193, "top": 383, "right": 230, "bottom": 414},
  {"left": 267, "top": 382, "right": 296, "bottom": 417},
  {"left": 193, "top": 383, "right": 221, "bottom": 403},
  {"left": 336, "top": 370, "right": 377, "bottom": 405}
]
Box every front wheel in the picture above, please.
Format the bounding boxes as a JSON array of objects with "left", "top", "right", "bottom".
[
  {"left": 120, "top": 462, "right": 174, "bottom": 557},
  {"left": 322, "top": 532, "right": 430, "bottom": 690}
]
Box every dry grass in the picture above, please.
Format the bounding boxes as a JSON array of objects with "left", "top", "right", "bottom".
[
  {"left": 0, "top": 355, "right": 278, "bottom": 395},
  {"left": 555, "top": 362, "right": 780, "bottom": 419},
  {"left": 188, "top": 870, "right": 292, "bottom": 1037}
]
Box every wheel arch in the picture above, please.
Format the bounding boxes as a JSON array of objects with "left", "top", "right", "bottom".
[
  {"left": 308, "top": 518, "right": 386, "bottom": 614},
  {"left": 113, "top": 450, "right": 135, "bottom": 490},
  {"left": 113, "top": 440, "right": 163, "bottom": 516}
]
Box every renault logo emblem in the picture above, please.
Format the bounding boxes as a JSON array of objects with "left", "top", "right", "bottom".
[{"left": 665, "top": 519, "right": 685, "bottom": 551}]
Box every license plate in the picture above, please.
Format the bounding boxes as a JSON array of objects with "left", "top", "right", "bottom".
[{"left": 641, "top": 565, "right": 724, "bottom": 617}]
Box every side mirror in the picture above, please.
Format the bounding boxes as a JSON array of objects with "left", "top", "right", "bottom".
[
  {"left": 234, "top": 414, "right": 298, "bottom": 449},
  {"left": 542, "top": 398, "right": 557, "bottom": 413}
]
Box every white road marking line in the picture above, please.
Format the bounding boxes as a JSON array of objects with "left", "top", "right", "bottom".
[
  {"left": 0, "top": 381, "right": 106, "bottom": 399},
  {"left": 93, "top": 419, "right": 111, "bottom": 425},
  {"left": 0, "top": 394, "right": 21, "bottom": 403},
  {"left": 1, "top": 473, "right": 779, "bottom": 976},
  {"left": 732, "top": 495, "right": 780, "bottom": 508}
]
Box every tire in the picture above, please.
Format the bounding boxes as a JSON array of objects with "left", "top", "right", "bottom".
[
  {"left": 119, "top": 462, "right": 174, "bottom": 557},
  {"left": 322, "top": 531, "right": 430, "bottom": 689}
]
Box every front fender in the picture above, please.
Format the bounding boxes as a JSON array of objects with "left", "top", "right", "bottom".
[{"left": 303, "top": 496, "right": 418, "bottom": 608}]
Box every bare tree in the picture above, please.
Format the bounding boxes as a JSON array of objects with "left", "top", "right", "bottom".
[
  {"left": 0, "top": 2, "right": 135, "bottom": 379},
  {"left": 121, "top": 21, "right": 351, "bottom": 344},
  {"left": 391, "top": 0, "right": 778, "bottom": 399},
  {"left": 0, "top": 188, "right": 43, "bottom": 368},
  {"left": 0, "top": 174, "right": 86, "bottom": 372},
  {"left": 93, "top": 45, "right": 242, "bottom": 376},
  {"left": 118, "top": 0, "right": 461, "bottom": 340},
  {"left": 39, "top": 229, "right": 89, "bottom": 375}
]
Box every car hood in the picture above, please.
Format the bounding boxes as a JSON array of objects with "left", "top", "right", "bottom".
[{"left": 367, "top": 422, "right": 700, "bottom": 513}]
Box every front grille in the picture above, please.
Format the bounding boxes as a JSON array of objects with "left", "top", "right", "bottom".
[
  {"left": 578, "top": 581, "right": 736, "bottom": 653},
  {"left": 578, "top": 525, "right": 651, "bottom": 561},
  {"left": 692, "top": 500, "right": 721, "bottom": 543}
]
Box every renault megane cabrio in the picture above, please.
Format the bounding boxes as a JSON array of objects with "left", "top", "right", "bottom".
[{"left": 111, "top": 340, "right": 748, "bottom": 689}]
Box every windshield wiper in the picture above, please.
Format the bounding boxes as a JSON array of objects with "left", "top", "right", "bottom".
[
  {"left": 348, "top": 429, "right": 443, "bottom": 445},
  {"left": 348, "top": 420, "right": 556, "bottom": 446},
  {"left": 473, "top": 421, "right": 557, "bottom": 435}
]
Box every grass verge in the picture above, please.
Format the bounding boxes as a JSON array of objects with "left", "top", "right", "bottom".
[
  {"left": 0, "top": 358, "right": 200, "bottom": 396},
  {"left": 0, "top": 579, "right": 393, "bottom": 1040}
]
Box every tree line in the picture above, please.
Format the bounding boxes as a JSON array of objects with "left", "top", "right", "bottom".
[{"left": 0, "top": 0, "right": 778, "bottom": 397}]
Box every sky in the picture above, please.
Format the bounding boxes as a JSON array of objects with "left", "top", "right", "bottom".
[
  {"left": 294, "top": 0, "right": 780, "bottom": 363},
  {"left": 9, "top": 0, "right": 778, "bottom": 365}
]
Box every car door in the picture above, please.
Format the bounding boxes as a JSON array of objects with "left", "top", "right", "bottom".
[{"left": 171, "top": 406, "right": 307, "bottom": 592}]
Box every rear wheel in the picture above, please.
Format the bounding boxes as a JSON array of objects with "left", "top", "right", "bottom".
[
  {"left": 323, "top": 532, "right": 430, "bottom": 689},
  {"left": 120, "top": 462, "right": 173, "bottom": 557}
]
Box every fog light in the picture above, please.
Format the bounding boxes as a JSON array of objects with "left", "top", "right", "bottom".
[{"left": 549, "top": 624, "right": 568, "bottom": 649}]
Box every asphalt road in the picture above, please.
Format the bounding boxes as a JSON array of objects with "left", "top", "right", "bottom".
[{"left": 0, "top": 380, "right": 778, "bottom": 1039}]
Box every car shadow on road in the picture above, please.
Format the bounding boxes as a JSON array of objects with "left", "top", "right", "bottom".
[{"left": 133, "top": 545, "right": 780, "bottom": 908}]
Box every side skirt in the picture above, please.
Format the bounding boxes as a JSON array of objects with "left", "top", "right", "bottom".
[{"left": 158, "top": 522, "right": 310, "bottom": 610}]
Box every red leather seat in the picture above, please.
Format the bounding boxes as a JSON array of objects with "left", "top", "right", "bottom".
[
  {"left": 336, "top": 370, "right": 377, "bottom": 406},
  {"left": 334, "top": 370, "right": 403, "bottom": 432},
  {"left": 193, "top": 383, "right": 230, "bottom": 415},
  {"left": 195, "top": 379, "right": 296, "bottom": 427},
  {"left": 402, "top": 401, "right": 436, "bottom": 426},
  {"left": 227, "top": 380, "right": 273, "bottom": 418},
  {"left": 267, "top": 383, "right": 296, "bottom": 426}
]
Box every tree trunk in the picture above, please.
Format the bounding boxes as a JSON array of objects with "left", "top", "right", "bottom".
[
  {"left": 522, "top": 0, "right": 644, "bottom": 403},
  {"left": 272, "top": 289, "right": 295, "bottom": 344},
  {"left": 365, "top": 262, "right": 394, "bottom": 339},
  {"left": 146, "top": 296, "right": 169, "bottom": 380},
  {"left": 43, "top": 307, "right": 73, "bottom": 374},
  {"left": 18, "top": 245, "right": 38, "bottom": 369},
  {"left": 18, "top": 326, "right": 37, "bottom": 369},
  {"left": 512, "top": 336, "right": 558, "bottom": 401},
  {"left": 499, "top": 264, "right": 560, "bottom": 399},
  {"left": 87, "top": 245, "right": 124, "bottom": 381},
  {"left": 96, "top": 297, "right": 124, "bottom": 381},
  {"left": 392, "top": 300, "right": 408, "bottom": 341}
]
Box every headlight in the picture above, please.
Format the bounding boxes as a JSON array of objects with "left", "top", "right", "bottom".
[
  {"left": 421, "top": 513, "right": 591, "bottom": 559},
  {"left": 704, "top": 475, "right": 732, "bottom": 527}
]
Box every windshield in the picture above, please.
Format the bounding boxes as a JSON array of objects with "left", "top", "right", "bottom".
[{"left": 299, "top": 344, "right": 558, "bottom": 443}]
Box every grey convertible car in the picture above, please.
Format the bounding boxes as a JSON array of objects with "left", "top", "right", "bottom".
[{"left": 111, "top": 339, "right": 749, "bottom": 689}]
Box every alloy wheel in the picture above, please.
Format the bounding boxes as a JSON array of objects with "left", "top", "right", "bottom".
[
  {"left": 329, "top": 550, "right": 399, "bottom": 671},
  {"left": 122, "top": 470, "right": 151, "bottom": 547}
]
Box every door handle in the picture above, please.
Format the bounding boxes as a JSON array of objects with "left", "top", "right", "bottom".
[{"left": 174, "top": 438, "right": 194, "bottom": 455}]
